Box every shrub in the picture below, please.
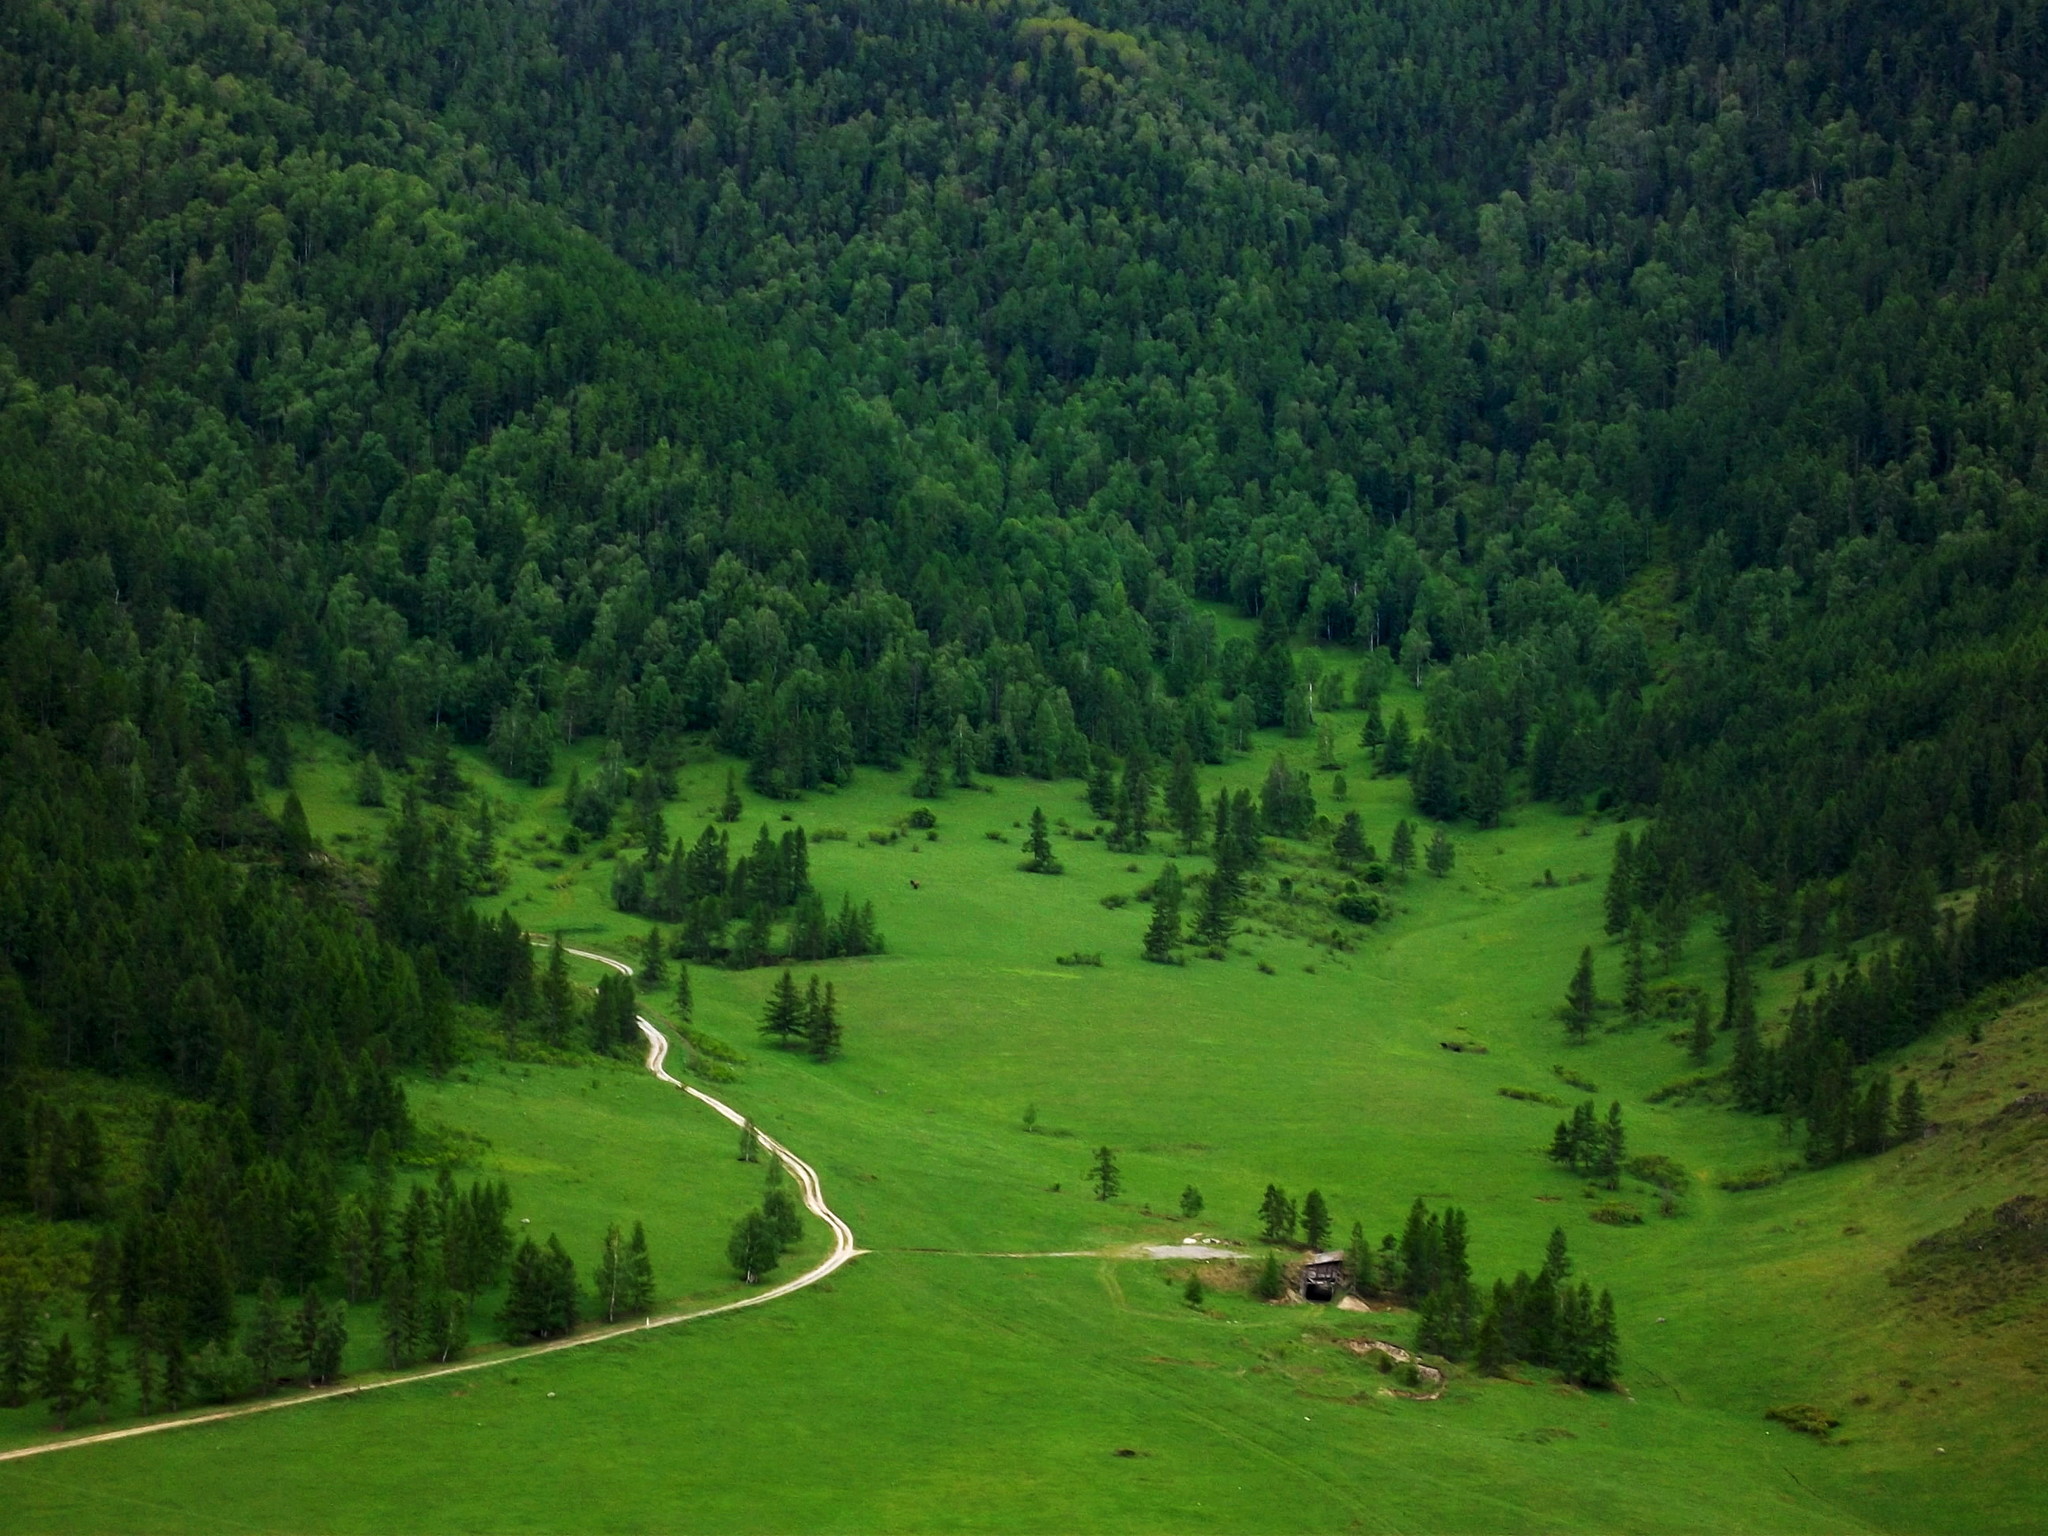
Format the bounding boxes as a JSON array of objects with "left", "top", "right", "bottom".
[
  {"left": 1100, "top": 892, "right": 1130, "bottom": 909},
  {"left": 906, "top": 807, "right": 937, "bottom": 829},
  {"left": 1333, "top": 892, "right": 1384, "bottom": 923},
  {"left": 1499, "top": 1086, "right": 1565, "bottom": 1106},
  {"left": 1054, "top": 951, "right": 1104, "bottom": 967},
  {"left": 1765, "top": 1404, "right": 1840, "bottom": 1438},
  {"left": 1718, "top": 1165, "right": 1785, "bottom": 1192},
  {"left": 1552, "top": 1065, "right": 1599, "bottom": 1093},
  {"left": 1625, "top": 1154, "right": 1688, "bottom": 1191},
  {"left": 1589, "top": 1201, "right": 1644, "bottom": 1226}
]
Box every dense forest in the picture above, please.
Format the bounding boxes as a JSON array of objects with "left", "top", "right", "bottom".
[{"left": 4, "top": 0, "right": 2048, "bottom": 1412}]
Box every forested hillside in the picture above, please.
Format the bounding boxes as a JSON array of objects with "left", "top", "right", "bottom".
[{"left": 5, "top": 0, "right": 2048, "bottom": 1412}]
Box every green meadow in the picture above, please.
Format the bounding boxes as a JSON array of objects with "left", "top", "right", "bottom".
[{"left": 3, "top": 687, "right": 2041, "bottom": 1532}]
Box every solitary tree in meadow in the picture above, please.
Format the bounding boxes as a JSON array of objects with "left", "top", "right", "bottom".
[
  {"left": 1425, "top": 827, "right": 1456, "bottom": 878},
  {"left": 1022, "top": 806, "right": 1062, "bottom": 874},
  {"left": 761, "top": 969, "right": 806, "bottom": 1045},
  {"left": 1090, "top": 1146, "right": 1122, "bottom": 1202},
  {"left": 1179, "top": 1185, "right": 1204, "bottom": 1218},
  {"left": 1389, "top": 817, "right": 1416, "bottom": 874},
  {"left": 1564, "top": 947, "right": 1597, "bottom": 1041},
  {"left": 727, "top": 1211, "right": 779, "bottom": 1284}
]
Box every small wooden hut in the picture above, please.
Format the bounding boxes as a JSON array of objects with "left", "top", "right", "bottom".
[{"left": 1300, "top": 1251, "right": 1346, "bottom": 1301}]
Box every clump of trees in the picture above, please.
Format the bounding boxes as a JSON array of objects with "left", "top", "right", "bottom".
[
  {"left": 729, "top": 1159, "right": 806, "bottom": 1284},
  {"left": 759, "top": 971, "right": 844, "bottom": 1061}
]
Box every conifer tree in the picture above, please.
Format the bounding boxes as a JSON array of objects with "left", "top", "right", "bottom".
[
  {"left": 540, "top": 936, "right": 578, "bottom": 1049},
  {"left": 1599, "top": 1103, "right": 1626, "bottom": 1189},
  {"left": 1893, "top": 1079, "right": 1927, "bottom": 1145},
  {"left": 674, "top": 959, "right": 693, "bottom": 1019},
  {"left": 1688, "top": 994, "right": 1714, "bottom": 1064},
  {"left": 760, "top": 969, "right": 806, "bottom": 1045},
  {"left": 807, "top": 981, "right": 842, "bottom": 1062},
  {"left": 1257, "top": 1184, "right": 1298, "bottom": 1245},
  {"left": 1389, "top": 818, "right": 1416, "bottom": 874},
  {"left": 244, "top": 1278, "right": 288, "bottom": 1392},
  {"left": 0, "top": 1279, "right": 37, "bottom": 1407},
  {"left": 640, "top": 928, "right": 667, "bottom": 988},
  {"left": 1022, "top": 807, "right": 1062, "bottom": 874},
  {"left": 625, "top": 1221, "right": 656, "bottom": 1314},
  {"left": 1622, "top": 919, "right": 1648, "bottom": 1021},
  {"left": 912, "top": 730, "right": 947, "bottom": 798},
  {"left": 1347, "top": 1222, "right": 1377, "bottom": 1295},
  {"left": 294, "top": 1291, "right": 324, "bottom": 1387},
  {"left": 1183, "top": 1274, "right": 1205, "bottom": 1308},
  {"left": 1604, "top": 831, "right": 1636, "bottom": 935},
  {"left": 1179, "top": 1185, "right": 1204, "bottom": 1218},
  {"left": 1143, "top": 862, "right": 1183, "bottom": 963},
  {"left": 85, "top": 1312, "right": 116, "bottom": 1422},
  {"left": 309, "top": 1304, "right": 348, "bottom": 1385},
  {"left": 1167, "top": 745, "right": 1204, "bottom": 850},
  {"left": 1541, "top": 1227, "right": 1572, "bottom": 1285},
  {"left": 1333, "top": 811, "right": 1366, "bottom": 863},
  {"left": 1301, "top": 1189, "right": 1331, "bottom": 1251},
  {"left": 1564, "top": 947, "right": 1597, "bottom": 1041},
  {"left": 738, "top": 1118, "right": 762, "bottom": 1163},
  {"left": 1425, "top": 828, "right": 1456, "bottom": 877},
  {"left": 1381, "top": 708, "right": 1413, "bottom": 773},
  {"left": 719, "top": 769, "right": 743, "bottom": 823},
  {"left": 38, "top": 1332, "right": 82, "bottom": 1429},
  {"left": 1090, "top": 1146, "right": 1121, "bottom": 1202}
]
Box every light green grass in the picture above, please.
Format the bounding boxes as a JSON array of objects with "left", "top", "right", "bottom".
[{"left": 4, "top": 718, "right": 2041, "bottom": 1532}]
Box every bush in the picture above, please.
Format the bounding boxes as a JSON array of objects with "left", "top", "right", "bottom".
[
  {"left": 1100, "top": 892, "right": 1129, "bottom": 909},
  {"left": 1333, "top": 892, "right": 1385, "bottom": 923},
  {"left": 1765, "top": 1404, "right": 1840, "bottom": 1438},
  {"left": 1589, "top": 1201, "right": 1644, "bottom": 1226},
  {"left": 1252, "top": 1251, "right": 1286, "bottom": 1301},
  {"left": 1499, "top": 1086, "right": 1565, "bottom": 1106},
  {"left": 1054, "top": 951, "right": 1103, "bottom": 967},
  {"left": 1718, "top": 1165, "right": 1785, "bottom": 1192},
  {"left": 906, "top": 807, "right": 937, "bottom": 829},
  {"left": 1625, "top": 1154, "right": 1689, "bottom": 1191}
]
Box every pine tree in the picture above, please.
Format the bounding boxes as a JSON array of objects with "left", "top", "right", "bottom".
[
  {"left": 1022, "top": 806, "right": 1062, "bottom": 874},
  {"left": 1604, "top": 831, "right": 1636, "bottom": 935},
  {"left": 540, "top": 936, "right": 578, "bottom": 1049},
  {"left": 1143, "top": 862, "right": 1183, "bottom": 963},
  {"left": 1301, "top": 1189, "right": 1331, "bottom": 1251},
  {"left": 1622, "top": 919, "right": 1647, "bottom": 1021},
  {"left": 760, "top": 969, "right": 806, "bottom": 1045},
  {"left": 0, "top": 1279, "right": 37, "bottom": 1407},
  {"left": 354, "top": 752, "right": 386, "bottom": 808},
  {"left": 1389, "top": 818, "right": 1416, "bottom": 874},
  {"left": 738, "top": 1118, "right": 762, "bottom": 1163},
  {"left": 85, "top": 1311, "right": 116, "bottom": 1421},
  {"left": 1893, "top": 1079, "right": 1926, "bottom": 1145},
  {"left": 1333, "top": 811, "right": 1366, "bottom": 863},
  {"left": 912, "top": 730, "right": 947, "bottom": 798},
  {"left": 640, "top": 928, "right": 667, "bottom": 988},
  {"left": 1382, "top": 709, "right": 1413, "bottom": 773},
  {"left": 244, "top": 1278, "right": 288, "bottom": 1392},
  {"left": 727, "top": 1211, "right": 779, "bottom": 1284},
  {"left": 1257, "top": 1184, "right": 1298, "bottom": 1246},
  {"left": 294, "top": 1291, "right": 324, "bottom": 1387},
  {"left": 718, "top": 769, "right": 743, "bottom": 823},
  {"left": 1347, "top": 1222, "right": 1377, "bottom": 1295},
  {"left": 1090, "top": 1146, "right": 1121, "bottom": 1202},
  {"left": 1599, "top": 1102, "right": 1626, "bottom": 1189},
  {"left": 1688, "top": 994, "right": 1714, "bottom": 1064},
  {"left": 1425, "top": 828, "right": 1455, "bottom": 877},
  {"left": 951, "top": 715, "right": 978, "bottom": 788},
  {"left": 1183, "top": 1274, "right": 1205, "bottom": 1308},
  {"left": 38, "top": 1332, "right": 82, "bottom": 1429},
  {"left": 310, "top": 1304, "right": 348, "bottom": 1385},
  {"left": 807, "top": 981, "right": 842, "bottom": 1062},
  {"left": 1541, "top": 1227, "right": 1572, "bottom": 1285},
  {"left": 1179, "top": 1185, "right": 1204, "bottom": 1218},
  {"left": 1194, "top": 844, "right": 1242, "bottom": 948},
  {"left": 1167, "top": 745, "right": 1204, "bottom": 850},
  {"left": 625, "top": 1221, "right": 656, "bottom": 1314},
  {"left": 1564, "top": 947, "right": 1597, "bottom": 1041},
  {"left": 1476, "top": 1306, "right": 1507, "bottom": 1376}
]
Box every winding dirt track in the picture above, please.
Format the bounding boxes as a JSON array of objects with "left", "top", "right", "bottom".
[{"left": 0, "top": 945, "right": 861, "bottom": 1465}]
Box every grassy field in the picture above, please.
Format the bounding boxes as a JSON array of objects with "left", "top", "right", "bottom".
[{"left": 3, "top": 679, "right": 2042, "bottom": 1532}]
